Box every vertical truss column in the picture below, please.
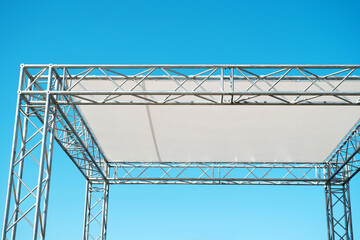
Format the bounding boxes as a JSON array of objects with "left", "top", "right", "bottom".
[
  {"left": 324, "top": 119, "right": 359, "bottom": 240},
  {"left": 325, "top": 182, "right": 353, "bottom": 240},
  {"left": 2, "top": 66, "right": 57, "bottom": 240},
  {"left": 83, "top": 182, "right": 109, "bottom": 240}
]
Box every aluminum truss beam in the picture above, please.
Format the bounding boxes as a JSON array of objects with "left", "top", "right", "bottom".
[
  {"left": 325, "top": 183, "right": 353, "bottom": 240},
  {"left": 327, "top": 122, "right": 360, "bottom": 183},
  {"left": 107, "top": 162, "right": 328, "bottom": 185},
  {"left": 3, "top": 64, "right": 360, "bottom": 240},
  {"left": 22, "top": 66, "right": 109, "bottom": 181},
  {"left": 323, "top": 120, "right": 360, "bottom": 240},
  {"left": 20, "top": 64, "right": 360, "bottom": 105},
  {"left": 2, "top": 65, "right": 109, "bottom": 240},
  {"left": 83, "top": 182, "right": 109, "bottom": 240},
  {"left": 2, "top": 66, "right": 58, "bottom": 240}
]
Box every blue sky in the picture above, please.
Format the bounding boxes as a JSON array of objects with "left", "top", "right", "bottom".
[{"left": 0, "top": 0, "right": 360, "bottom": 239}]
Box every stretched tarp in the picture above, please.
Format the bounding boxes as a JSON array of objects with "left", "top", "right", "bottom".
[{"left": 78, "top": 105, "right": 360, "bottom": 163}]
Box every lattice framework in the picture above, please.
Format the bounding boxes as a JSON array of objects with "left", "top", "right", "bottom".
[{"left": 2, "top": 64, "right": 360, "bottom": 240}]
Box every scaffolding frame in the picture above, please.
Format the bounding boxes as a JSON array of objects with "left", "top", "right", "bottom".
[{"left": 2, "top": 64, "right": 360, "bottom": 240}]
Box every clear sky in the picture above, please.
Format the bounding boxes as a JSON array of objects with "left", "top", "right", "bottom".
[{"left": 0, "top": 0, "right": 360, "bottom": 239}]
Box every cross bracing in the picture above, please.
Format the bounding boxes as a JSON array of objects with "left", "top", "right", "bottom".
[
  {"left": 21, "top": 64, "right": 360, "bottom": 105},
  {"left": 327, "top": 121, "right": 360, "bottom": 183},
  {"left": 107, "top": 162, "right": 328, "bottom": 185},
  {"left": 2, "top": 64, "right": 360, "bottom": 240}
]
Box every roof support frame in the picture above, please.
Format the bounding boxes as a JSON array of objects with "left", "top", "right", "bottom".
[
  {"left": 327, "top": 122, "right": 360, "bottom": 183},
  {"left": 2, "top": 64, "right": 360, "bottom": 240},
  {"left": 19, "top": 64, "right": 360, "bottom": 105},
  {"left": 105, "top": 162, "right": 328, "bottom": 185},
  {"left": 22, "top": 66, "right": 110, "bottom": 181}
]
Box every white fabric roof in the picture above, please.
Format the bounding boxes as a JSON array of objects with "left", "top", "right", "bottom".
[{"left": 78, "top": 105, "right": 360, "bottom": 163}]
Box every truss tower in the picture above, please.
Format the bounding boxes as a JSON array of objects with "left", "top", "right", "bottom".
[{"left": 2, "top": 64, "right": 360, "bottom": 240}]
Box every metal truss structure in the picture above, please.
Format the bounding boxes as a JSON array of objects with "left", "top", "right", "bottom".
[
  {"left": 2, "top": 64, "right": 360, "bottom": 240},
  {"left": 83, "top": 182, "right": 109, "bottom": 240}
]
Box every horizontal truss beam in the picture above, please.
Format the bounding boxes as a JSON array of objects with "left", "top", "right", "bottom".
[
  {"left": 327, "top": 122, "right": 360, "bottom": 183},
  {"left": 21, "top": 65, "right": 360, "bottom": 105},
  {"left": 104, "top": 162, "right": 329, "bottom": 185},
  {"left": 23, "top": 64, "right": 360, "bottom": 68},
  {"left": 22, "top": 91, "right": 360, "bottom": 96},
  {"left": 26, "top": 75, "right": 360, "bottom": 80}
]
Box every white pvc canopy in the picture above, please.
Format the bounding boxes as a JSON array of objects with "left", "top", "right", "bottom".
[{"left": 78, "top": 105, "right": 360, "bottom": 163}]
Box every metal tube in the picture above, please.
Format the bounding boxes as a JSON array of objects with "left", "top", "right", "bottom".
[
  {"left": 106, "top": 180, "right": 326, "bottom": 185},
  {"left": 105, "top": 177, "right": 326, "bottom": 182},
  {"left": 32, "top": 66, "right": 53, "bottom": 240},
  {"left": 230, "top": 68, "right": 234, "bottom": 103},
  {"left": 346, "top": 183, "right": 354, "bottom": 240},
  {"left": 10, "top": 98, "right": 30, "bottom": 240},
  {"left": 39, "top": 76, "right": 60, "bottom": 240},
  {"left": 343, "top": 184, "right": 350, "bottom": 240},
  {"left": 39, "top": 114, "right": 55, "bottom": 240},
  {"left": 20, "top": 90, "right": 360, "bottom": 96},
  {"left": 100, "top": 183, "right": 109, "bottom": 240},
  {"left": 32, "top": 75, "right": 360, "bottom": 81},
  {"left": 10, "top": 71, "right": 33, "bottom": 239},
  {"left": 28, "top": 101, "right": 360, "bottom": 106},
  {"left": 108, "top": 162, "right": 326, "bottom": 166},
  {"left": 1, "top": 65, "right": 25, "bottom": 240},
  {"left": 325, "top": 185, "right": 332, "bottom": 240},
  {"left": 82, "top": 181, "right": 90, "bottom": 240},
  {"left": 22, "top": 64, "right": 360, "bottom": 69}
]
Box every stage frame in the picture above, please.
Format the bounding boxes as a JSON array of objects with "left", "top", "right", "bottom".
[{"left": 2, "top": 64, "right": 360, "bottom": 240}]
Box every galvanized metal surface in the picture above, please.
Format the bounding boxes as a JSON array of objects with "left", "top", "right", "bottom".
[{"left": 2, "top": 64, "right": 360, "bottom": 240}]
